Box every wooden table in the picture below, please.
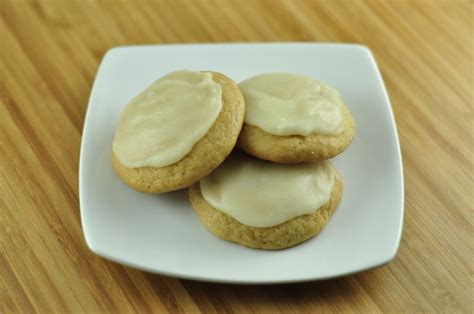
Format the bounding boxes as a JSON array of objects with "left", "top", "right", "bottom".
[{"left": 1, "top": 0, "right": 472, "bottom": 312}]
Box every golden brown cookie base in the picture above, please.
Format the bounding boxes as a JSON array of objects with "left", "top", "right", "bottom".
[
  {"left": 237, "top": 105, "right": 356, "bottom": 163},
  {"left": 188, "top": 176, "right": 343, "bottom": 250},
  {"left": 112, "top": 72, "right": 245, "bottom": 193}
]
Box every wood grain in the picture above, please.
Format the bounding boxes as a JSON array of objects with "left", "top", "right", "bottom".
[{"left": 0, "top": 0, "right": 472, "bottom": 312}]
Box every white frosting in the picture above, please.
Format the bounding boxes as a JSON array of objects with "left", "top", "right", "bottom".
[
  {"left": 113, "top": 70, "right": 222, "bottom": 168},
  {"left": 239, "top": 73, "right": 343, "bottom": 136},
  {"left": 200, "top": 152, "right": 335, "bottom": 227}
]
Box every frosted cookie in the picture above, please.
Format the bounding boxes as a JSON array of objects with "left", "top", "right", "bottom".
[
  {"left": 237, "top": 73, "right": 356, "bottom": 163},
  {"left": 189, "top": 151, "right": 343, "bottom": 250},
  {"left": 112, "top": 70, "right": 245, "bottom": 193}
]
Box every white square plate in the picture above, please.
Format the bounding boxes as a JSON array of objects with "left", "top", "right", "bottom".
[{"left": 80, "top": 43, "right": 403, "bottom": 284}]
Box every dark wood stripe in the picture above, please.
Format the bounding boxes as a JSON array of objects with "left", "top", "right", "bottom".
[{"left": 146, "top": 275, "right": 185, "bottom": 313}]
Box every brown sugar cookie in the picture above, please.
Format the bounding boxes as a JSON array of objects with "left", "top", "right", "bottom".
[
  {"left": 188, "top": 151, "right": 343, "bottom": 250},
  {"left": 112, "top": 71, "right": 245, "bottom": 193},
  {"left": 189, "top": 175, "right": 343, "bottom": 250},
  {"left": 237, "top": 73, "right": 356, "bottom": 163}
]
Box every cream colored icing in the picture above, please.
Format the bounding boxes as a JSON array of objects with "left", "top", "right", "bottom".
[
  {"left": 200, "top": 152, "right": 335, "bottom": 227},
  {"left": 113, "top": 70, "right": 222, "bottom": 168},
  {"left": 239, "top": 73, "right": 344, "bottom": 136}
]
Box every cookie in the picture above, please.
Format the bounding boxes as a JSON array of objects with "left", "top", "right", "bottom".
[
  {"left": 189, "top": 151, "right": 343, "bottom": 250},
  {"left": 237, "top": 73, "right": 356, "bottom": 163},
  {"left": 189, "top": 174, "right": 343, "bottom": 250},
  {"left": 112, "top": 71, "right": 245, "bottom": 193}
]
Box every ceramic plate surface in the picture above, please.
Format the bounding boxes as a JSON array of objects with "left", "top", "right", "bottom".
[{"left": 79, "top": 43, "right": 403, "bottom": 283}]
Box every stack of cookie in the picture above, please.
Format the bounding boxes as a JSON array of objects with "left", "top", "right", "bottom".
[{"left": 112, "top": 70, "right": 356, "bottom": 250}]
